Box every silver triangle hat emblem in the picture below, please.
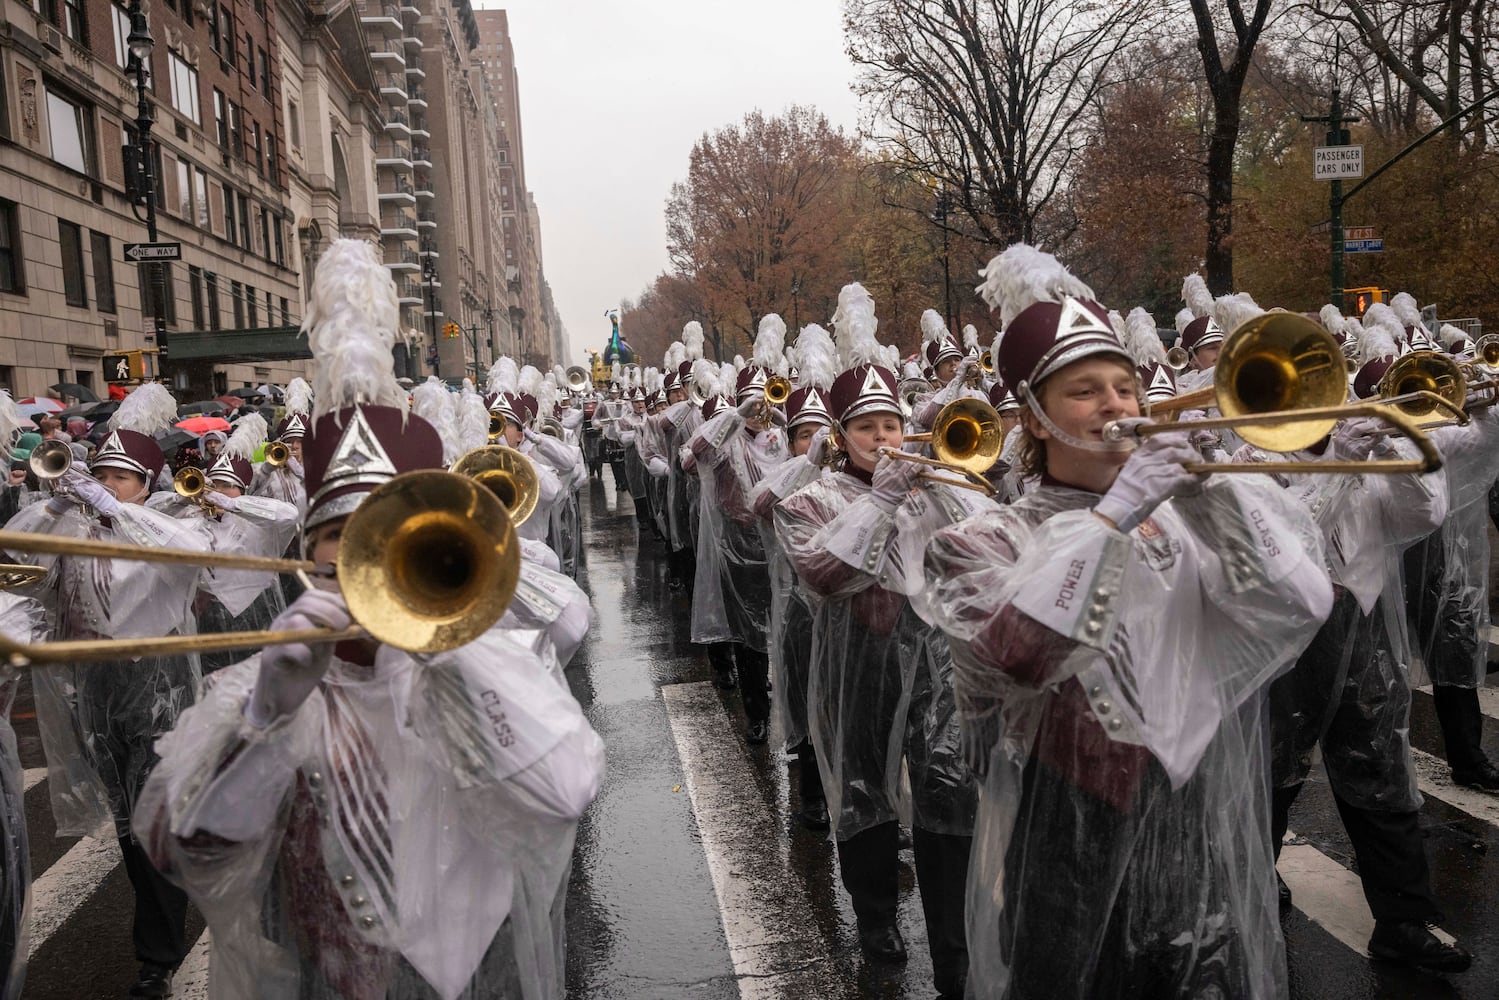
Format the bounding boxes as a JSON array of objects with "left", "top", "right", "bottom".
[
  {"left": 96, "top": 430, "right": 127, "bottom": 462},
  {"left": 310, "top": 407, "right": 399, "bottom": 506},
  {"left": 208, "top": 453, "right": 237, "bottom": 479},
  {"left": 802, "top": 388, "right": 828, "bottom": 415},
  {"left": 1151, "top": 367, "right": 1175, "bottom": 392},
  {"left": 1055, "top": 297, "right": 1113, "bottom": 341},
  {"left": 860, "top": 366, "right": 893, "bottom": 399}
]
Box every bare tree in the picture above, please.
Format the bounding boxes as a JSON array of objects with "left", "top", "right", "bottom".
[{"left": 845, "top": 0, "right": 1160, "bottom": 248}]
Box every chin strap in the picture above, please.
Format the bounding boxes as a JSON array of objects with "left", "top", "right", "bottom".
[{"left": 1018, "top": 382, "right": 1135, "bottom": 454}]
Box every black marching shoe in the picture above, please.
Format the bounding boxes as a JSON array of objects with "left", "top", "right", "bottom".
[
  {"left": 746, "top": 719, "right": 769, "bottom": 745},
  {"left": 857, "top": 923, "right": 908, "bottom": 964},
  {"left": 1277, "top": 871, "right": 1292, "bottom": 911},
  {"left": 1368, "top": 921, "right": 1472, "bottom": 972},
  {"left": 128, "top": 962, "right": 175, "bottom": 999},
  {"left": 1452, "top": 760, "right": 1499, "bottom": 791},
  {"left": 797, "top": 796, "right": 830, "bottom": 831}
]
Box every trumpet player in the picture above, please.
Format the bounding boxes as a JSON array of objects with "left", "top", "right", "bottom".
[
  {"left": 485, "top": 361, "right": 567, "bottom": 555},
  {"left": 773, "top": 284, "right": 987, "bottom": 996},
  {"left": 250, "top": 376, "right": 312, "bottom": 516},
  {"left": 917, "top": 246, "right": 1333, "bottom": 999},
  {"left": 134, "top": 239, "right": 603, "bottom": 1000},
  {"left": 922, "top": 310, "right": 966, "bottom": 388},
  {"left": 3, "top": 382, "right": 211, "bottom": 1000}
]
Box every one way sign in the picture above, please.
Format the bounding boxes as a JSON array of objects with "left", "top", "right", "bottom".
[{"left": 123, "top": 241, "right": 182, "bottom": 262}]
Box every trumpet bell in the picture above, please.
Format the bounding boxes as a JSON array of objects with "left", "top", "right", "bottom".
[
  {"left": 173, "top": 466, "right": 206, "bottom": 499},
  {"left": 764, "top": 375, "right": 792, "bottom": 406},
  {"left": 28, "top": 440, "right": 73, "bottom": 481},
  {"left": 450, "top": 445, "right": 541, "bottom": 526},
  {"left": 1380, "top": 350, "right": 1467, "bottom": 425},
  {"left": 340, "top": 470, "right": 519, "bottom": 654},
  {"left": 488, "top": 414, "right": 507, "bottom": 442},
  {"left": 1165, "top": 345, "right": 1190, "bottom": 371},
  {"left": 1214, "top": 313, "right": 1348, "bottom": 450},
  {"left": 265, "top": 441, "right": 290, "bottom": 467},
  {"left": 929, "top": 398, "right": 1004, "bottom": 474}
]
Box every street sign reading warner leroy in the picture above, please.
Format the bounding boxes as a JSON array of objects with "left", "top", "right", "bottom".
[{"left": 1314, "top": 145, "right": 1364, "bottom": 180}]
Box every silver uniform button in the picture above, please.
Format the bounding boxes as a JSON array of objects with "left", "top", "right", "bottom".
[
  {"left": 1096, "top": 701, "right": 1111, "bottom": 715},
  {"left": 360, "top": 915, "right": 377, "bottom": 929},
  {"left": 1108, "top": 718, "right": 1123, "bottom": 732}
]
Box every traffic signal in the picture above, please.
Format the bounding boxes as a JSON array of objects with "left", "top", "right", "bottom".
[
  {"left": 443, "top": 322, "right": 460, "bottom": 339},
  {"left": 1344, "top": 286, "right": 1387, "bottom": 317}
]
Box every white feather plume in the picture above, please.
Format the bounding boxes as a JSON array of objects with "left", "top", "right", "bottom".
[
  {"left": 411, "top": 376, "right": 460, "bottom": 464},
  {"left": 976, "top": 245, "right": 1095, "bottom": 328},
  {"left": 691, "top": 358, "right": 716, "bottom": 397},
  {"left": 111, "top": 382, "right": 177, "bottom": 435},
  {"left": 882, "top": 344, "right": 903, "bottom": 372},
  {"left": 718, "top": 362, "right": 736, "bottom": 397},
  {"left": 664, "top": 341, "right": 686, "bottom": 373},
  {"left": 920, "top": 309, "right": 948, "bottom": 346},
  {"left": 283, "top": 376, "right": 313, "bottom": 416},
  {"left": 302, "top": 239, "right": 409, "bottom": 417},
  {"left": 1107, "top": 309, "right": 1128, "bottom": 341},
  {"left": 1174, "top": 308, "right": 1196, "bottom": 336},
  {"left": 486, "top": 357, "right": 519, "bottom": 397},
  {"left": 733, "top": 354, "right": 746, "bottom": 370},
  {"left": 553, "top": 364, "right": 568, "bottom": 387},
  {"left": 1212, "top": 292, "right": 1263, "bottom": 334},
  {"left": 1390, "top": 292, "right": 1423, "bottom": 331},
  {"left": 1124, "top": 308, "right": 1165, "bottom": 366},
  {"left": 225, "top": 412, "right": 268, "bottom": 460},
  {"left": 645, "top": 366, "right": 661, "bottom": 393},
  {"left": 457, "top": 379, "right": 490, "bottom": 453},
  {"left": 754, "top": 314, "right": 787, "bottom": 372},
  {"left": 1318, "top": 304, "right": 1346, "bottom": 333},
  {"left": 682, "top": 322, "right": 705, "bottom": 362},
  {"left": 538, "top": 374, "right": 561, "bottom": 422},
  {"left": 794, "top": 324, "right": 838, "bottom": 391},
  {"left": 611, "top": 361, "right": 622, "bottom": 385},
  {"left": 1181, "top": 273, "right": 1215, "bottom": 319},
  {"left": 1360, "top": 304, "right": 1402, "bottom": 363},
  {"left": 962, "top": 324, "right": 979, "bottom": 353},
  {"left": 519, "top": 365, "right": 544, "bottom": 400},
  {"left": 1439, "top": 324, "right": 1473, "bottom": 352},
  {"left": 831, "top": 283, "right": 882, "bottom": 368},
  {"left": 0, "top": 391, "right": 22, "bottom": 450}
]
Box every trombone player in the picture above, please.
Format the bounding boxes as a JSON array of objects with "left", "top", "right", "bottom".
[{"left": 134, "top": 239, "right": 603, "bottom": 999}]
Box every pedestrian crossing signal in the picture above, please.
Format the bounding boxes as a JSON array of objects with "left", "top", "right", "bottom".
[
  {"left": 1344, "top": 286, "right": 1387, "bottom": 317},
  {"left": 443, "top": 322, "right": 460, "bottom": 339}
]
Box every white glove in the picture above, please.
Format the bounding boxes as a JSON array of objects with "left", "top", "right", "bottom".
[
  {"left": 805, "top": 426, "right": 832, "bottom": 466},
  {"left": 523, "top": 427, "right": 541, "bottom": 443},
  {"left": 913, "top": 398, "right": 941, "bottom": 430},
  {"left": 1093, "top": 435, "right": 1202, "bottom": 533},
  {"left": 1329, "top": 416, "right": 1392, "bottom": 462},
  {"left": 647, "top": 456, "right": 669, "bottom": 478},
  {"left": 64, "top": 471, "right": 121, "bottom": 515},
  {"left": 953, "top": 357, "right": 979, "bottom": 386},
  {"left": 767, "top": 406, "right": 787, "bottom": 427},
  {"left": 286, "top": 457, "right": 305, "bottom": 478},
  {"left": 1175, "top": 410, "right": 1222, "bottom": 450},
  {"left": 206, "top": 490, "right": 240, "bottom": 512},
  {"left": 870, "top": 453, "right": 923, "bottom": 511},
  {"left": 736, "top": 397, "right": 763, "bottom": 420},
  {"left": 246, "top": 589, "right": 353, "bottom": 728}
]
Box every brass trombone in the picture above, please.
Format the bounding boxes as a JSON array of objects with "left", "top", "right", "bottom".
[
  {"left": 1106, "top": 313, "right": 1444, "bottom": 474},
  {"left": 450, "top": 445, "right": 540, "bottom": 526},
  {"left": 764, "top": 375, "right": 793, "bottom": 407},
  {"left": 0, "top": 564, "right": 45, "bottom": 589},
  {"left": 488, "top": 413, "right": 508, "bottom": 443},
  {"left": 0, "top": 471, "right": 519, "bottom": 665},
  {"left": 884, "top": 398, "right": 1005, "bottom": 495}
]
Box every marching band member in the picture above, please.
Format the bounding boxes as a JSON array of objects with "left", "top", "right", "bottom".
[
  {"left": 642, "top": 332, "right": 702, "bottom": 591},
  {"left": 688, "top": 316, "right": 792, "bottom": 742},
  {"left": 773, "top": 284, "right": 985, "bottom": 997},
  {"left": 0, "top": 590, "right": 41, "bottom": 999},
  {"left": 620, "top": 371, "right": 654, "bottom": 535},
  {"left": 488, "top": 360, "right": 566, "bottom": 557},
  {"left": 597, "top": 368, "right": 630, "bottom": 491},
  {"left": 917, "top": 245, "right": 1333, "bottom": 999},
  {"left": 4, "top": 381, "right": 212, "bottom": 999},
  {"left": 751, "top": 323, "right": 837, "bottom": 827},
  {"left": 1175, "top": 273, "right": 1225, "bottom": 391},
  {"left": 134, "top": 239, "right": 604, "bottom": 1000},
  {"left": 148, "top": 413, "right": 299, "bottom": 675},
  {"left": 525, "top": 373, "right": 587, "bottom": 579},
  {"left": 922, "top": 311, "right": 965, "bottom": 388},
  {"left": 251, "top": 376, "right": 312, "bottom": 516}
]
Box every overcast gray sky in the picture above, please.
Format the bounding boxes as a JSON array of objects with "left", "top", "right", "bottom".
[{"left": 478, "top": 1, "right": 863, "bottom": 363}]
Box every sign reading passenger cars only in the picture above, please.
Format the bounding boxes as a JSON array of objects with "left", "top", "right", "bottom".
[{"left": 1313, "top": 145, "right": 1364, "bottom": 180}]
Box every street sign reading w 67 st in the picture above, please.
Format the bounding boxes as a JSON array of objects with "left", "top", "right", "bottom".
[
  {"left": 1314, "top": 145, "right": 1364, "bottom": 180},
  {"left": 123, "top": 242, "right": 182, "bottom": 262}
]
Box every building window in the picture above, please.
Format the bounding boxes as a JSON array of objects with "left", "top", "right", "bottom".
[
  {"left": 245, "top": 32, "right": 254, "bottom": 74},
  {"left": 205, "top": 271, "right": 221, "bottom": 329},
  {"left": 230, "top": 279, "right": 244, "bottom": 327},
  {"left": 247, "top": 284, "right": 257, "bottom": 326},
  {"left": 111, "top": 4, "right": 132, "bottom": 70},
  {"left": 265, "top": 135, "right": 278, "bottom": 186},
  {"left": 62, "top": 0, "right": 86, "bottom": 43},
  {"left": 188, "top": 265, "right": 203, "bottom": 327},
  {"left": 247, "top": 121, "right": 261, "bottom": 174},
  {"left": 216, "top": 5, "right": 236, "bottom": 67},
  {"left": 169, "top": 52, "right": 201, "bottom": 125},
  {"left": 265, "top": 289, "right": 273, "bottom": 325},
  {"left": 287, "top": 99, "right": 300, "bottom": 149},
  {"left": 0, "top": 201, "right": 23, "bottom": 295},
  {"left": 222, "top": 186, "right": 236, "bottom": 245},
  {"left": 45, "top": 86, "right": 94, "bottom": 176},
  {"left": 238, "top": 193, "right": 252, "bottom": 248},
  {"left": 258, "top": 47, "right": 270, "bottom": 96},
  {"left": 58, "top": 220, "right": 86, "bottom": 308},
  {"left": 274, "top": 216, "right": 285, "bottom": 266},
  {"left": 195, "top": 167, "right": 209, "bottom": 228},
  {"left": 90, "top": 230, "right": 115, "bottom": 314},
  {"left": 213, "top": 88, "right": 227, "bottom": 150},
  {"left": 258, "top": 207, "right": 270, "bottom": 260},
  {"left": 280, "top": 296, "right": 289, "bottom": 325},
  {"left": 227, "top": 100, "right": 242, "bottom": 158}
]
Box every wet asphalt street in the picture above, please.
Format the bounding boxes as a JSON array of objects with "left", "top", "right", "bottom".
[{"left": 9, "top": 475, "right": 1499, "bottom": 998}]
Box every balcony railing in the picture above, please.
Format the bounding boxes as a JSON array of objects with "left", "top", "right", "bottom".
[
  {"left": 379, "top": 177, "right": 415, "bottom": 197},
  {"left": 381, "top": 210, "right": 417, "bottom": 231},
  {"left": 376, "top": 142, "right": 413, "bottom": 162},
  {"left": 418, "top": 209, "right": 437, "bottom": 225}
]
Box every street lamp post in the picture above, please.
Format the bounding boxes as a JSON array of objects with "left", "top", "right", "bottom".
[
  {"left": 124, "top": 1, "right": 167, "bottom": 365},
  {"left": 931, "top": 189, "right": 954, "bottom": 333},
  {"left": 422, "top": 252, "right": 439, "bottom": 374},
  {"left": 790, "top": 277, "right": 800, "bottom": 330}
]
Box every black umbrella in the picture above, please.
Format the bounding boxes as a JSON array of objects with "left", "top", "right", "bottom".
[
  {"left": 50, "top": 382, "right": 99, "bottom": 403},
  {"left": 227, "top": 387, "right": 267, "bottom": 400},
  {"left": 178, "top": 401, "right": 227, "bottom": 416},
  {"left": 153, "top": 429, "right": 195, "bottom": 454},
  {"left": 56, "top": 400, "right": 104, "bottom": 420}
]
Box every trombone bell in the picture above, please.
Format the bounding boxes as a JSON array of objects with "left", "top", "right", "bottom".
[
  {"left": 764, "top": 375, "right": 792, "bottom": 407},
  {"left": 927, "top": 398, "right": 1004, "bottom": 474},
  {"left": 1166, "top": 345, "right": 1190, "bottom": 371},
  {"left": 1379, "top": 350, "right": 1467, "bottom": 426},
  {"left": 566, "top": 366, "right": 592, "bottom": 392},
  {"left": 450, "top": 445, "right": 541, "bottom": 526},
  {"left": 1214, "top": 313, "right": 1348, "bottom": 450},
  {"left": 1476, "top": 334, "right": 1499, "bottom": 367}
]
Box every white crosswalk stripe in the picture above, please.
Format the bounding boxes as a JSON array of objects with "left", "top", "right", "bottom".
[
  {"left": 26, "top": 835, "right": 122, "bottom": 959},
  {"left": 22, "top": 767, "right": 45, "bottom": 793},
  {"left": 174, "top": 931, "right": 212, "bottom": 1000}
]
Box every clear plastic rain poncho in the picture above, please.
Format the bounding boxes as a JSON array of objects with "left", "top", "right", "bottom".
[
  {"left": 918, "top": 475, "right": 1333, "bottom": 999},
  {"left": 502, "top": 555, "right": 592, "bottom": 671},
  {"left": 133, "top": 623, "right": 605, "bottom": 1000},
  {"left": 620, "top": 410, "right": 649, "bottom": 501},
  {"left": 523, "top": 433, "right": 586, "bottom": 580},
  {"left": 252, "top": 459, "right": 308, "bottom": 518},
  {"left": 146, "top": 492, "right": 300, "bottom": 675},
  {"left": 513, "top": 445, "right": 563, "bottom": 547},
  {"left": 688, "top": 410, "right": 790, "bottom": 648},
  {"left": 1231, "top": 437, "right": 1448, "bottom": 812},
  {"left": 753, "top": 454, "right": 828, "bottom": 749},
  {"left": 2, "top": 499, "right": 209, "bottom": 838},
  {"left": 774, "top": 470, "right": 986, "bottom": 842},
  {"left": 0, "top": 592, "right": 44, "bottom": 999},
  {"left": 635, "top": 412, "right": 671, "bottom": 539},
  {"left": 1403, "top": 408, "right": 1499, "bottom": 688}
]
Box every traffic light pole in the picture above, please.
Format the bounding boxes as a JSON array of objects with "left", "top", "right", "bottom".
[{"left": 1301, "top": 86, "right": 1360, "bottom": 309}]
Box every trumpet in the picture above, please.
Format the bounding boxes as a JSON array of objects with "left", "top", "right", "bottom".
[
  {"left": 1105, "top": 313, "right": 1443, "bottom": 475},
  {"left": 1165, "top": 345, "right": 1191, "bottom": 371},
  {"left": 28, "top": 439, "right": 73, "bottom": 480},
  {"left": 0, "top": 470, "right": 519, "bottom": 665},
  {"left": 265, "top": 441, "right": 291, "bottom": 467},
  {"left": 173, "top": 466, "right": 219, "bottom": 513},
  {"left": 450, "top": 445, "right": 540, "bottom": 526},
  {"left": 765, "top": 374, "right": 793, "bottom": 407}
]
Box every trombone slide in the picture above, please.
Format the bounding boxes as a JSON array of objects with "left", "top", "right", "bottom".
[{"left": 0, "top": 625, "right": 366, "bottom": 668}]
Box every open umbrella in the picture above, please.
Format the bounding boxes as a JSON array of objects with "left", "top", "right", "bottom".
[
  {"left": 16, "top": 397, "right": 63, "bottom": 414},
  {"left": 227, "top": 387, "right": 268, "bottom": 400},
  {"left": 215, "top": 395, "right": 245, "bottom": 410},
  {"left": 153, "top": 429, "right": 195, "bottom": 454},
  {"left": 178, "top": 401, "right": 227, "bottom": 416},
  {"left": 56, "top": 400, "right": 105, "bottom": 421},
  {"left": 174, "top": 416, "right": 231, "bottom": 435},
  {"left": 49, "top": 382, "right": 99, "bottom": 403}
]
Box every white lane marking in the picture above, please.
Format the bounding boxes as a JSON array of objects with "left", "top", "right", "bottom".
[
  {"left": 27, "top": 836, "right": 122, "bottom": 958},
  {"left": 1411, "top": 746, "right": 1499, "bottom": 826},
  {"left": 662, "top": 681, "right": 836, "bottom": 998},
  {"left": 174, "top": 930, "right": 211, "bottom": 999},
  {"left": 22, "top": 768, "right": 45, "bottom": 793},
  {"left": 1280, "top": 829, "right": 1457, "bottom": 955}
]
